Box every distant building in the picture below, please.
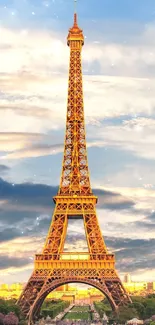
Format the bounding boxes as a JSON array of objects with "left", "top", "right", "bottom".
[
  {"left": 62, "top": 294, "right": 75, "bottom": 303},
  {"left": 124, "top": 281, "right": 147, "bottom": 294},
  {"left": 122, "top": 274, "right": 155, "bottom": 295},
  {"left": 10, "top": 283, "right": 23, "bottom": 291},
  {"left": 1, "top": 279, "right": 155, "bottom": 300},
  {"left": 124, "top": 273, "right": 131, "bottom": 283},
  {"left": 147, "top": 282, "right": 155, "bottom": 292},
  {"left": 0, "top": 284, "right": 9, "bottom": 290}
]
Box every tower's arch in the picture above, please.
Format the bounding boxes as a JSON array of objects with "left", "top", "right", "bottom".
[{"left": 28, "top": 277, "right": 118, "bottom": 325}]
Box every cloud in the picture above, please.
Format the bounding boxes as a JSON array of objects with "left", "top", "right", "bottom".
[
  {"left": 1, "top": 22, "right": 155, "bottom": 78},
  {"left": 0, "top": 178, "right": 153, "bottom": 222},
  {"left": 0, "top": 23, "right": 155, "bottom": 165},
  {"left": 98, "top": 192, "right": 135, "bottom": 210},
  {"left": 0, "top": 177, "right": 154, "bottom": 249},
  {"left": 0, "top": 178, "right": 145, "bottom": 256},
  {"left": 0, "top": 177, "right": 137, "bottom": 217},
  {"left": 0, "top": 132, "right": 43, "bottom": 152},
  {"left": 0, "top": 255, "right": 31, "bottom": 270},
  {"left": 0, "top": 24, "right": 155, "bottom": 134},
  {"left": 2, "top": 115, "right": 155, "bottom": 162},
  {"left": 1, "top": 143, "right": 63, "bottom": 160},
  {"left": 87, "top": 117, "right": 155, "bottom": 161},
  {"left": 0, "top": 177, "right": 56, "bottom": 211},
  {"left": 0, "top": 227, "right": 23, "bottom": 242},
  {"left": 0, "top": 165, "right": 10, "bottom": 174}
]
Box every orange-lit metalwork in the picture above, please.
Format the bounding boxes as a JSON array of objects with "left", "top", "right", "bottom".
[
  {"left": 17, "top": 13, "right": 131, "bottom": 324},
  {"left": 60, "top": 13, "right": 90, "bottom": 197}
]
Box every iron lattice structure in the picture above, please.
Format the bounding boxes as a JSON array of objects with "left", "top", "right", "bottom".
[{"left": 18, "top": 14, "right": 131, "bottom": 324}]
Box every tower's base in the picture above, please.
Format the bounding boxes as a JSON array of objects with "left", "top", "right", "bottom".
[{"left": 17, "top": 255, "right": 131, "bottom": 324}]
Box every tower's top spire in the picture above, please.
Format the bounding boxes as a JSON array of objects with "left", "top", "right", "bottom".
[
  {"left": 74, "top": 12, "right": 78, "bottom": 26},
  {"left": 67, "top": 0, "right": 84, "bottom": 47}
]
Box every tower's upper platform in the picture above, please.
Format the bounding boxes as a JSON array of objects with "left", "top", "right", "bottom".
[{"left": 67, "top": 13, "right": 84, "bottom": 47}]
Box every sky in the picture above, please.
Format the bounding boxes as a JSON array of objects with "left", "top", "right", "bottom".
[{"left": 0, "top": 0, "right": 155, "bottom": 286}]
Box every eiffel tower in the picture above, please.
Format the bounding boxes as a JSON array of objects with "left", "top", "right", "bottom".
[{"left": 18, "top": 9, "right": 131, "bottom": 324}]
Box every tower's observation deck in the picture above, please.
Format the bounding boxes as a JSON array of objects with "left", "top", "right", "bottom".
[{"left": 67, "top": 13, "right": 84, "bottom": 47}]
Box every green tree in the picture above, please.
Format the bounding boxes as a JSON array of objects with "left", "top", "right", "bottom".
[
  {"left": 6, "top": 305, "right": 20, "bottom": 318},
  {"left": 0, "top": 299, "right": 20, "bottom": 318},
  {"left": 94, "top": 301, "right": 112, "bottom": 318},
  {"left": 144, "top": 299, "right": 155, "bottom": 319},
  {"left": 131, "top": 296, "right": 146, "bottom": 305},
  {"left": 116, "top": 306, "right": 138, "bottom": 323},
  {"left": 148, "top": 295, "right": 155, "bottom": 299},
  {"left": 0, "top": 300, "right": 7, "bottom": 315},
  {"left": 41, "top": 300, "right": 70, "bottom": 319},
  {"left": 132, "top": 302, "right": 145, "bottom": 319}
]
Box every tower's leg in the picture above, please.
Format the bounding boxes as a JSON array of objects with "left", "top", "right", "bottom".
[
  {"left": 17, "top": 274, "right": 45, "bottom": 319},
  {"left": 105, "top": 280, "right": 131, "bottom": 307},
  {"left": 43, "top": 205, "right": 68, "bottom": 255},
  {"left": 84, "top": 210, "right": 108, "bottom": 256}
]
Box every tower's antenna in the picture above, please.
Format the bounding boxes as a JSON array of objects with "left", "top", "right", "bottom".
[
  {"left": 74, "top": 0, "right": 77, "bottom": 13},
  {"left": 73, "top": 0, "right": 78, "bottom": 25}
]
